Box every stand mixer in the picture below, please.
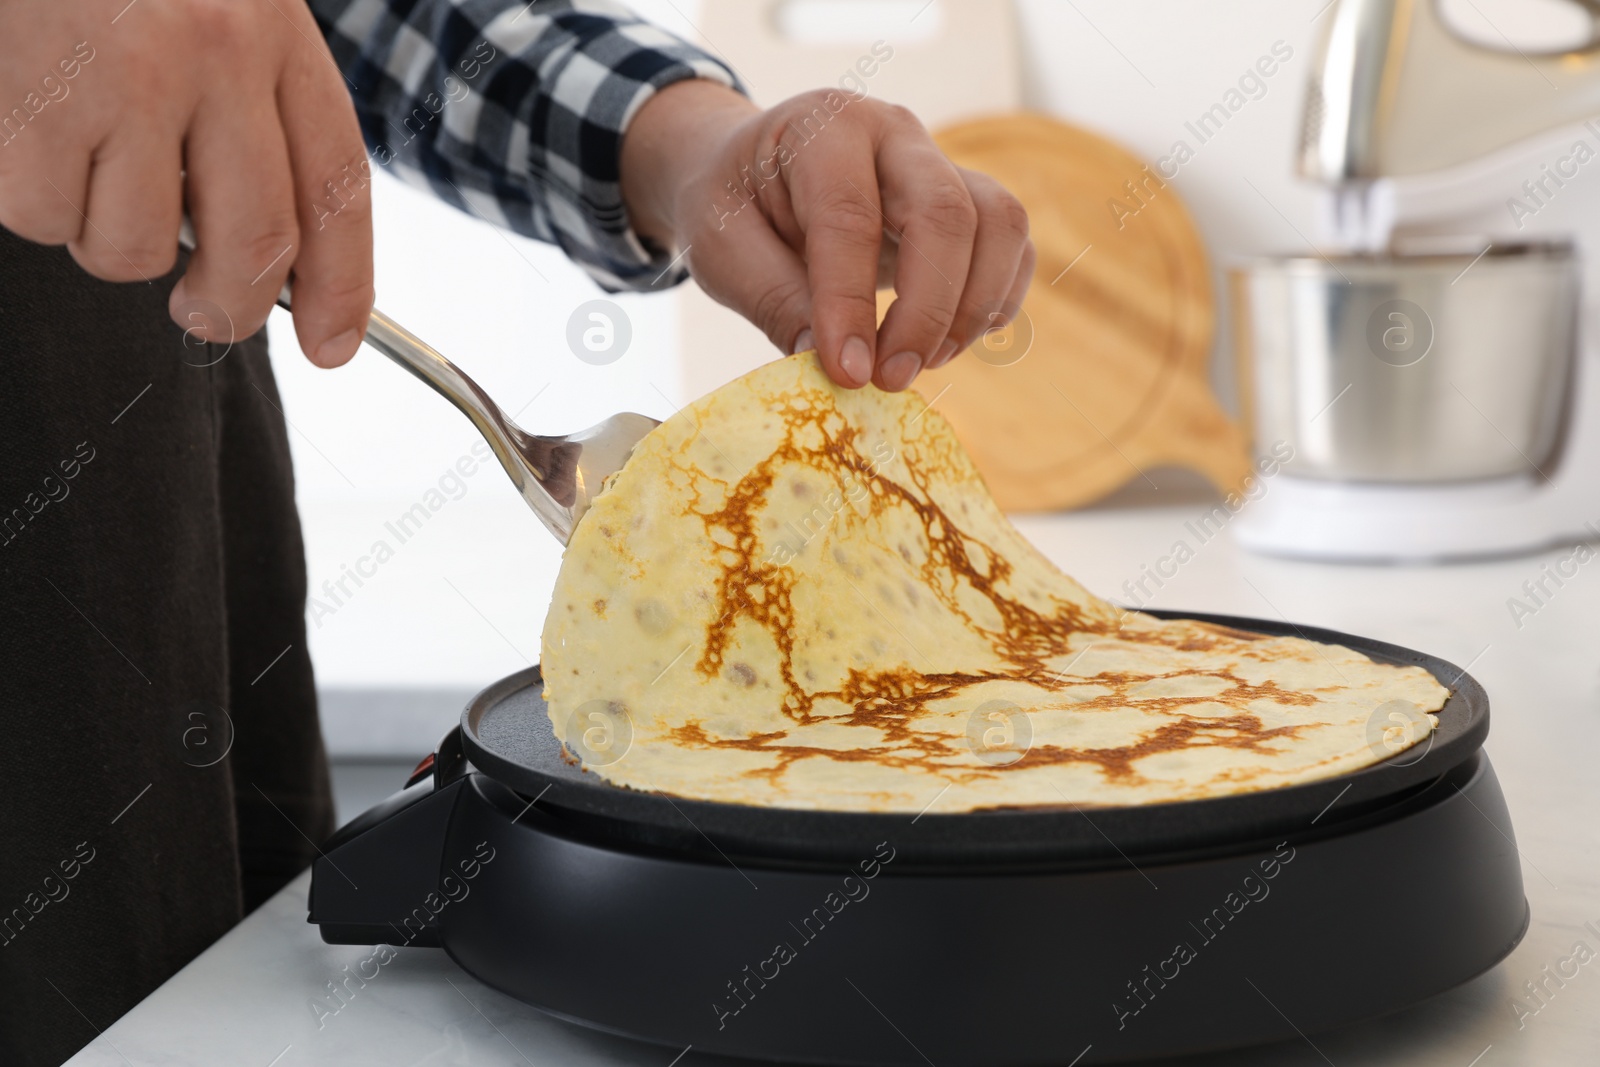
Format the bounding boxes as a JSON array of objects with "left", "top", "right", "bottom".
[{"left": 1232, "top": 0, "right": 1600, "bottom": 562}]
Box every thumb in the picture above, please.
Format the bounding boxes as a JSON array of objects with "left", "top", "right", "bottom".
[{"left": 689, "top": 222, "right": 824, "bottom": 374}]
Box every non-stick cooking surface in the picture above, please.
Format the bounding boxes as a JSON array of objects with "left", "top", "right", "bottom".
[{"left": 460, "top": 610, "right": 1487, "bottom": 866}]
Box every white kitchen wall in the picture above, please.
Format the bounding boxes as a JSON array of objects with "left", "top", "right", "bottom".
[{"left": 272, "top": 0, "right": 1600, "bottom": 718}]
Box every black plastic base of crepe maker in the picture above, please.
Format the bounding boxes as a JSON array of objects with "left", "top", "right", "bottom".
[{"left": 309, "top": 748, "right": 1527, "bottom": 1065}]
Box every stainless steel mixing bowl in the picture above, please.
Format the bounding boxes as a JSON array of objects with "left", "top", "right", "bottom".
[{"left": 1230, "top": 242, "right": 1578, "bottom": 483}]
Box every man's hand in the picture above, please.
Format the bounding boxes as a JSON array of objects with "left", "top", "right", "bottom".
[
  {"left": 621, "top": 80, "right": 1034, "bottom": 392},
  {"left": 0, "top": 0, "right": 372, "bottom": 365}
]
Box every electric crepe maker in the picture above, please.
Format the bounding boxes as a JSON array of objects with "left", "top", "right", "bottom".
[{"left": 308, "top": 610, "right": 1527, "bottom": 1065}]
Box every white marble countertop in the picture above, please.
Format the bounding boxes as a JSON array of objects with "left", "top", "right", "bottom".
[{"left": 65, "top": 500, "right": 1600, "bottom": 1067}]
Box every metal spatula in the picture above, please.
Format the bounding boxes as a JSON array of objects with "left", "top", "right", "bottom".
[{"left": 178, "top": 226, "right": 659, "bottom": 544}]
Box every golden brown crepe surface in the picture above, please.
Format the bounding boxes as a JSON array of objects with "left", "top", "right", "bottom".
[{"left": 541, "top": 354, "right": 1446, "bottom": 813}]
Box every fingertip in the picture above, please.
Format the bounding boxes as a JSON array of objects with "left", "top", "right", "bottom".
[
  {"left": 835, "top": 334, "right": 873, "bottom": 387},
  {"left": 878, "top": 350, "right": 922, "bottom": 392},
  {"left": 291, "top": 274, "right": 373, "bottom": 368},
  {"left": 167, "top": 276, "right": 190, "bottom": 323},
  {"left": 309, "top": 326, "right": 363, "bottom": 368},
  {"left": 167, "top": 275, "right": 244, "bottom": 345},
  {"left": 166, "top": 281, "right": 196, "bottom": 341}
]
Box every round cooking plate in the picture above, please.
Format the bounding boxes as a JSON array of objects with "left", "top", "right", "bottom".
[{"left": 460, "top": 610, "right": 1487, "bottom": 867}]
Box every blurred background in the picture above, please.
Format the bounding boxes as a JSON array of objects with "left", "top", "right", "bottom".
[{"left": 270, "top": 0, "right": 1600, "bottom": 815}]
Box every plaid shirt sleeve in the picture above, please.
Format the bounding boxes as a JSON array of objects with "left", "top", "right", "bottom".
[{"left": 309, "top": 0, "right": 743, "bottom": 292}]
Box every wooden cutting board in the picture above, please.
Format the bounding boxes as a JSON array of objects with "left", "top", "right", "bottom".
[{"left": 909, "top": 112, "right": 1252, "bottom": 511}]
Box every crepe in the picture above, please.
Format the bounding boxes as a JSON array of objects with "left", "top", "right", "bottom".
[{"left": 540, "top": 354, "right": 1448, "bottom": 813}]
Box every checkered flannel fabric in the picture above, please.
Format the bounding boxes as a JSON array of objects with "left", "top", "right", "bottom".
[{"left": 310, "top": 0, "right": 741, "bottom": 291}]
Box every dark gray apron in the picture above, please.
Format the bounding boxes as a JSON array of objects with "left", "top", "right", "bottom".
[{"left": 0, "top": 225, "right": 333, "bottom": 1067}]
